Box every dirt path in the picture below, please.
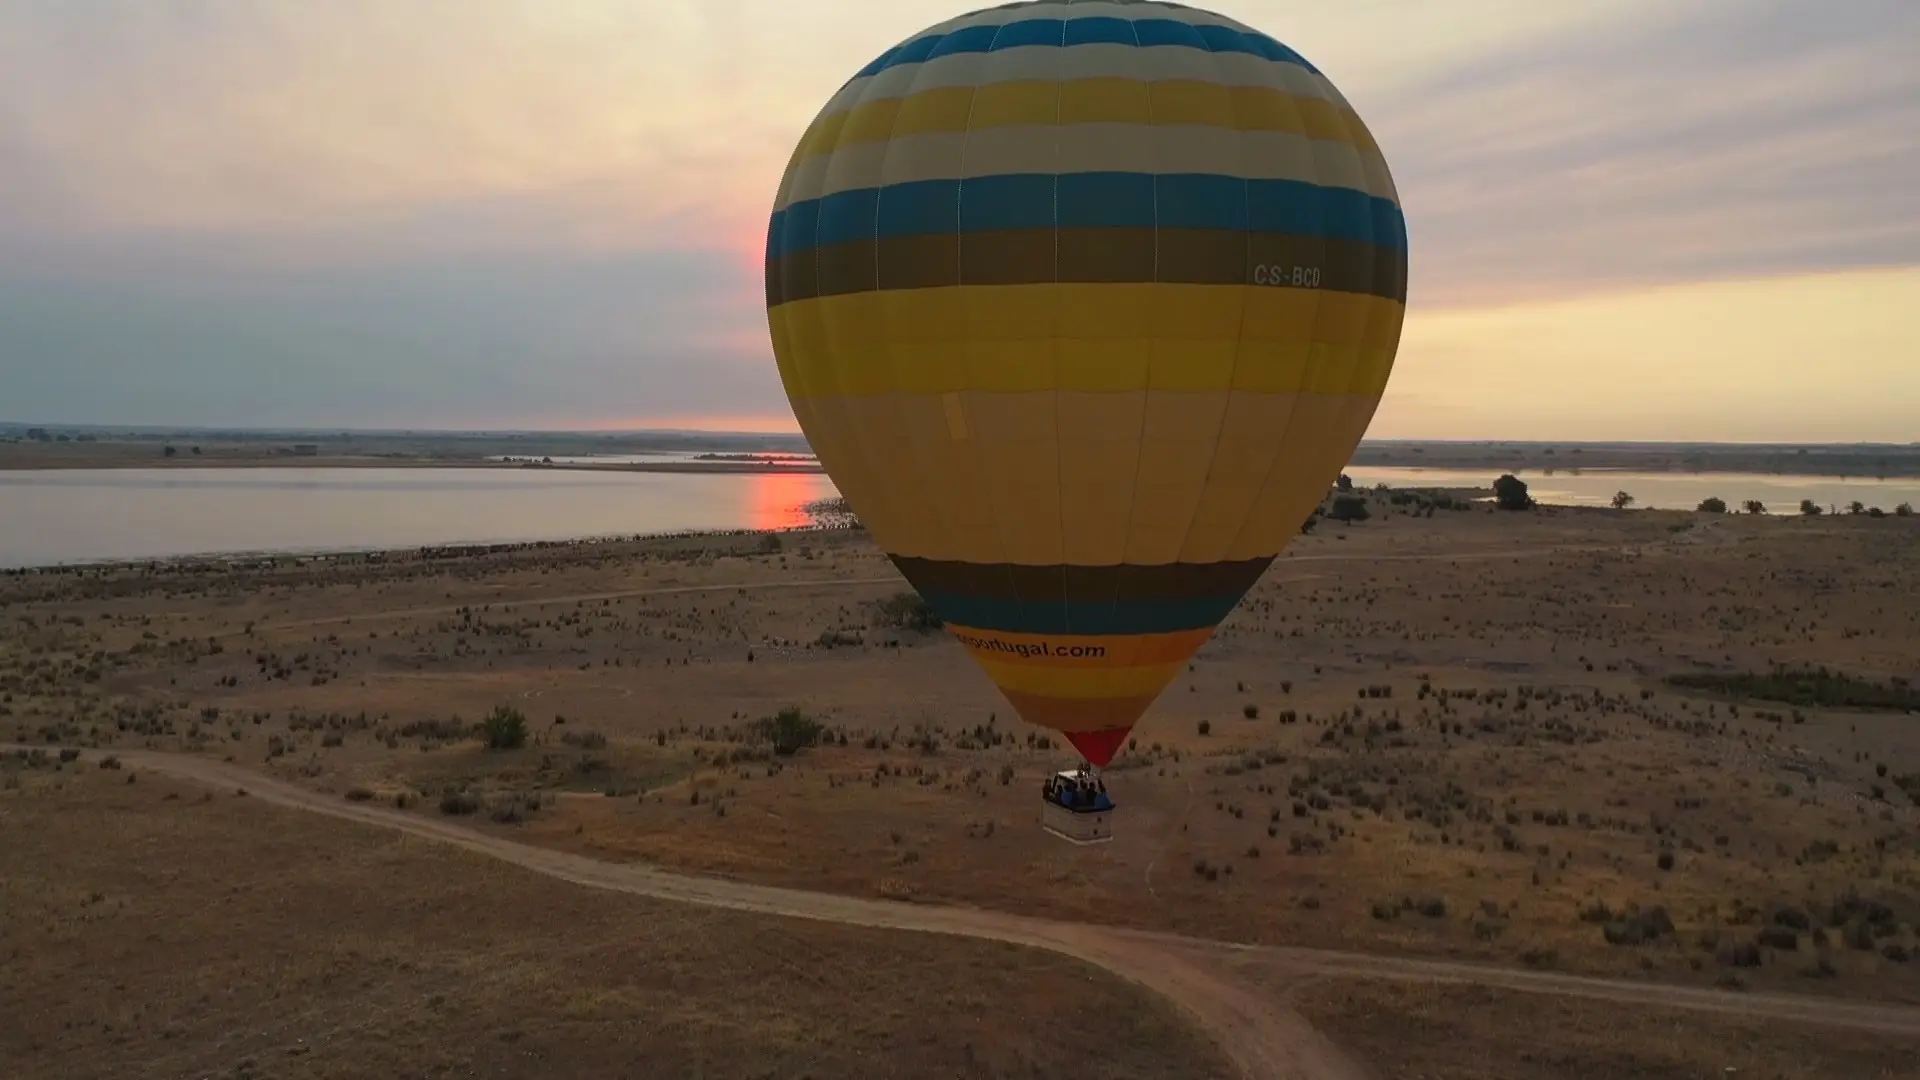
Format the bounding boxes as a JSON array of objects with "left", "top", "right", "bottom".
[{"left": 31, "top": 748, "right": 1920, "bottom": 1080}]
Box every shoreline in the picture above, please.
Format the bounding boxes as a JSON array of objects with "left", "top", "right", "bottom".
[
  {"left": 0, "top": 454, "right": 1911, "bottom": 481},
  {"left": 0, "top": 455, "right": 826, "bottom": 475}
]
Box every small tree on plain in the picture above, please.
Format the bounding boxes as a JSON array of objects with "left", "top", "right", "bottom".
[
  {"left": 482, "top": 705, "right": 528, "bottom": 750},
  {"left": 1493, "top": 474, "right": 1532, "bottom": 511},
  {"left": 1847, "top": 501, "right": 1866, "bottom": 515},
  {"left": 1611, "top": 491, "right": 1634, "bottom": 510},
  {"left": 1697, "top": 497, "right": 1727, "bottom": 514},
  {"left": 1336, "top": 473, "right": 1354, "bottom": 492},
  {"left": 1328, "top": 494, "right": 1370, "bottom": 522},
  {"left": 1743, "top": 499, "right": 1766, "bottom": 515},
  {"left": 162, "top": 445, "right": 177, "bottom": 458},
  {"left": 756, "top": 706, "right": 824, "bottom": 755},
  {"left": 1897, "top": 502, "right": 1914, "bottom": 517},
  {"left": 1799, "top": 499, "right": 1822, "bottom": 517}
]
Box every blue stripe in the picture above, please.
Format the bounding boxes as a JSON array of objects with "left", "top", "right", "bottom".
[
  {"left": 920, "top": 591, "right": 1245, "bottom": 636},
  {"left": 766, "top": 174, "right": 1405, "bottom": 260},
  {"left": 852, "top": 16, "right": 1317, "bottom": 80}
]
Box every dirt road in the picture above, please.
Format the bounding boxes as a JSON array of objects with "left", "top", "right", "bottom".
[{"left": 27, "top": 747, "right": 1920, "bottom": 1080}]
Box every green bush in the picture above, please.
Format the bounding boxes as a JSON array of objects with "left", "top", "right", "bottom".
[
  {"left": 755, "top": 706, "right": 824, "bottom": 756},
  {"left": 1493, "top": 474, "right": 1532, "bottom": 511},
  {"left": 481, "top": 704, "right": 528, "bottom": 750},
  {"left": 1328, "top": 494, "right": 1370, "bottom": 522}
]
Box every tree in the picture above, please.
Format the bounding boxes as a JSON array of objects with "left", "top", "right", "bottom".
[
  {"left": 1610, "top": 491, "right": 1635, "bottom": 510},
  {"left": 162, "top": 445, "right": 177, "bottom": 458},
  {"left": 190, "top": 445, "right": 202, "bottom": 455},
  {"left": 481, "top": 704, "right": 528, "bottom": 750},
  {"left": 1493, "top": 474, "right": 1532, "bottom": 511},
  {"left": 1799, "top": 499, "right": 1822, "bottom": 517},
  {"left": 1898, "top": 502, "right": 1914, "bottom": 517},
  {"left": 1328, "top": 494, "right": 1370, "bottom": 522},
  {"left": 1743, "top": 499, "right": 1766, "bottom": 515},
  {"left": 1697, "top": 497, "right": 1727, "bottom": 514},
  {"left": 1335, "top": 473, "right": 1354, "bottom": 493},
  {"left": 1847, "top": 501, "right": 1865, "bottom": 515}
]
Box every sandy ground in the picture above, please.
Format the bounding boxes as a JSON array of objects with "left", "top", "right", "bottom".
[
  {"left": 2, "top": 764, "right": 1230, "bottom": 1080},
  {"left": 7, "top": 497, "right": 1920, "bottom": 1075},
  {"left": 8, "top": 745, "right": 1918, "bottom": 1080}
]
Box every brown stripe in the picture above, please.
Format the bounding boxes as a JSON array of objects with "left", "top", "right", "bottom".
[
  {"left": 998, "top": 689, "right": 1161, "bottom": 734},
  {"left": 766, "top": 227, "right": 1405, "bottom": 307},
  {"left": 892, "top": 555, "right": 1274, "bottom": 604}
]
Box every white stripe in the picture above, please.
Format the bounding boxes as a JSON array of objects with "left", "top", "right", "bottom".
[
  {"left": 825, "top": 42, "right": 1339, "bottom": 117},
  {"left": 932, "top": 1, "right": 1263, "bottom": 32},
  {"left": 774, "top": 123, "right": 1395, "bottom": 211},
  {"left": 833, "top": 32, "right": 1333, "bottom": 109}
]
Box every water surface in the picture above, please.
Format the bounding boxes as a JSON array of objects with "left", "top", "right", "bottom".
[{"left": 1, "top": 467, "right": 838, "bottom": 568}]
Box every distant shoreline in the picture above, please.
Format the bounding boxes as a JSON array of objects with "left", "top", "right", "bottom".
[
  {"left": 0, "top": 455, "right": 826, "bottom": 476},
  {"left": 0, "top": 455, "right": 1907, "bottom": 481},
  {"left": 3, "top": 432, "right": 1918, "bottom": 479}
]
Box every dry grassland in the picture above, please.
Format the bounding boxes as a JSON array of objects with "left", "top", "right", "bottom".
[
  {"left": 0, "top": 765, "right": 1224, "bottom": 1079},
  {"left": 6, "top": 495, "right": 1919, "bottom": 1021},
  {"left": 1291, "top": 977, "right": 1919, "bottom": 1079}
]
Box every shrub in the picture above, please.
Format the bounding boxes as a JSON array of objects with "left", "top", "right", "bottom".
[
  {"left": 876, "top": 592, "right": 942, "bottom": 632},
  {"left": 344, "top": 786, "right": 375, "bottom": 802},
  {"left": 559, "top": 729, "right": 608, "bottom": 750},
  {"left": 1328, "top": 494, "right": 1370, "bottom": 522},
  {"left": 480, "top": 705, "right": 528, "bottom": 750},
  {"left": 1697, "top": 497, "right": 1727, "bottom": 514},
  {"left": 439, "top": 791, "right": 480, "bottom": 816},
  {"left": 1493, "top": 474, "right": 1532, "bottom": 511},
  {"left": 1196, "top": 719, "right": 1211, "bottom": 736},
  {"left": 1242, "top": 704, "right": 1259, "bottom": 719},
  {"left": 1603, "top": 907, "right": 1675, "bottom": 946},
  {"left": 755, "top": 706, "right": 824, "bottom": 756}
]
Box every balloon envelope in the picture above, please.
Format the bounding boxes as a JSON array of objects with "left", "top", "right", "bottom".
[{"left": 765, "top": 1, "right": 1406, "bottom": 765}]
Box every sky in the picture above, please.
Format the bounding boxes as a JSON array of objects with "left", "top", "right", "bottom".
[{"left": 1, "top": 0, "right": 1915, "bottom": 441}]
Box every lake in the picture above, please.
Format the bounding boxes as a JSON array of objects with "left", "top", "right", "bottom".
[
  {"left": 1343, "top": 467, "right": 1920, "bottom": 514},
  {"left": 4, "top": 465, "right": 1914, "bottom": 569},
  {"left": 0, "top": 467, "right": 839, "bottom": 568}
]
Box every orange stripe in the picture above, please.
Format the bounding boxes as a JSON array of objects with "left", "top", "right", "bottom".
[{"left": 998, "top": 689, "right": 1160, "bottom": 734}]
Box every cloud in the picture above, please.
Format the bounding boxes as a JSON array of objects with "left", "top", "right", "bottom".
[
  {"left": 1, "top": 1, "right": 1915, "bottom": 434},
  {"left": 1369, "top": 0, "right": 1920, "bottom": 306},
  {"left": 0, "top": 246, "right": 787, "bottom": 428}
]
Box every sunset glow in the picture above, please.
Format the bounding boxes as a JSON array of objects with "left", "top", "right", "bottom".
[{"left": 1, "top": 1, "right": 1913, "bottom": 439}]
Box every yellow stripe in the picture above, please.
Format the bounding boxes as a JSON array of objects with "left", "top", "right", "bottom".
[
  {"left": 794, "top": 79, "right": 1376, "bottom": 165},
  {"left": 975, "top": 657, "right": 1185, "bottom": 698},
  {"left": 794, "top": 391, "right": 1378, "bottom": 564},
  {"left": 950, "top": 625, "right": 1215, "bottom": 667},
  {"left": 771, "top": 285, "right": 1402, "bottom": 397}
]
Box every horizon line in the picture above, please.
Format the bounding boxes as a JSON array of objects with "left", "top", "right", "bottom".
[{"left": 2, "top": 422, "right": 1917, "bottom": 451}]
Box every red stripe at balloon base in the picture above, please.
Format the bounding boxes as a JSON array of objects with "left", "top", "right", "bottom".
[{"left": 1063, "top": 727, "right": 1132, "bottom": 768}]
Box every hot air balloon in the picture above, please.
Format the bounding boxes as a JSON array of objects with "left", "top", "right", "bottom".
[{"left": 765, "top": 1, "right": 1406, "bottom": 832}]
